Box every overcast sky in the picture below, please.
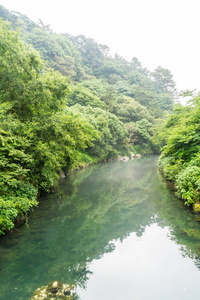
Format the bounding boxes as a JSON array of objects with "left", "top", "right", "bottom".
[{"left": 1, "top": 0, "right": 200, "bottom": 94}]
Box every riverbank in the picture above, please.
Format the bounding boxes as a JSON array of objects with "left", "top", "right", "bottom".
[
  {"left": 1, "top": 151, "right": 145, "bottom": 237},
  {"left": 158, "top": 165, "right": 200, "bottom": 221}
]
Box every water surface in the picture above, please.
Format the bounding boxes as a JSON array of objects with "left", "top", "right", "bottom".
[{"left": 1, "top": 156, "right": 200, "bottom": 299}]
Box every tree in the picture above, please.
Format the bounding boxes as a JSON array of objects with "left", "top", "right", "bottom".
[
  {"left": 38, "top": 19, "right": 53, "bottom": 33},
  {"left": 131, "top": 57, "right": 142, "bottom": 70},
  {"left": 72, "top": 105, "right": 128, "bottom": 159},
  {"left": 0, "top": 21, "right": 98, "bottom": 234},
  {"left": 67, "top": 85, "right": 105, "bottom": 109},
  {"left": 114, "top": 97, "right": 153, "bottom": 123},
  {"left": 26, "top": 28, "right": 65, "bottom": 61},
  {"left": 157, "top": 95, "right": 200, "bottom": 205},
  {"left": 50, "top": 55, "right": 77, "bottom": 79},
  {"left": 151, "top": 66, "right": 177, "bottom": 96}
]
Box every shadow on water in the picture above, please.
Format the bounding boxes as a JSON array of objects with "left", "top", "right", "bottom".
[{"left": 1, "top": 156, "right": 200, "bottom": 299}]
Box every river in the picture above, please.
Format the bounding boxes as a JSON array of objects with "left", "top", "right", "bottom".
[{"left": 1, "top": 156, "right": 200, "bottom": 299}]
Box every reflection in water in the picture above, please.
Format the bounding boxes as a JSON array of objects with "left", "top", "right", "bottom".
[
  {"left": 77, "top": 225, "right": 200, "bottom": 300},
  {"left": 0, "top": 156, "right": 200, "bottom": 299}
]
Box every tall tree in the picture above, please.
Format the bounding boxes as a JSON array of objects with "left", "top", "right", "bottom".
[{"left": 151, "top": 66, "right": 176, "bottom": 96}]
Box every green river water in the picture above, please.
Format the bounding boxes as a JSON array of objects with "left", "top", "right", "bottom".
[{"left": 1, "top": 156, "right": 200, "bottom": 299}]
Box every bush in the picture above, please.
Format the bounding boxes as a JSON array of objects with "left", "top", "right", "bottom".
[
  {"left": 175, "top": 166, "right": 200, "bottom": 205},
  {"left": 0, "top": 182, "right": 38, "bottom": 234},
  {"left": 158, "top": 156, "right": 184, "bottom": 181}
]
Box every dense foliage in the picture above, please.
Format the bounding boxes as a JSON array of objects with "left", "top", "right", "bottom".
[
  {"left": 0, "top": 5, "right": 177, "bottom": 234},
  {"left": 0, "top": 20, "right": 97, "bottom": 234},
  {"left": 156, "top": 95, "right": 200, "bottom": 206}
]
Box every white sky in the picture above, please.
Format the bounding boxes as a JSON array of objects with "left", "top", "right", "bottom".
[{"left": 0, "top": 0, "right": 200, "bottom": 93}]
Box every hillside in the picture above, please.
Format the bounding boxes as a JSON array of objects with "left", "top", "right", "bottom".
[{"left": 0, "top": 5, "right": 177, "bottom": 234}]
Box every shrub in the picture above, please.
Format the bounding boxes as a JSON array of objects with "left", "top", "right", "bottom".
[{"left": 175, "top": 166, "right": 200, "bottom": 205}]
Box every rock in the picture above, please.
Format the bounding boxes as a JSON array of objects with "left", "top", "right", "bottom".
[
  {"left": 14, "top": 214, "right": 26, "bottom": 228},
  {"left": 135, "top": 154, "right": 142, "bottom": 158},
  {"left": 123, "top": 157, "right": 129, "bottom": 162},
  {"left": 47, "top": 280, "right": 63, "bottom": 294},
  {"left": 193, "top": 203, "right": 200, "bottom": 213},
  {"left": 130, "top": 152, "right": 135, "bottom": 158},
  {"left": 118, "top": 156, "right": 129, "bottom": 162},
  {"left": 30, "top": 281, "right": 75, "bottom": 299},
  {"left": 118, "top": 156, "right": 123, "bottom": 161},
  {"left": 60, "top": 171, "right": 66, "bottom": 178},
  {"left": 193, "top": 203, "right": 200, "bottom": 222}
]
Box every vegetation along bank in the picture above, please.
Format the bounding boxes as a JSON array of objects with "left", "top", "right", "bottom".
[{"left": 2, "top": 5, "right": 197, "bottom": 235}]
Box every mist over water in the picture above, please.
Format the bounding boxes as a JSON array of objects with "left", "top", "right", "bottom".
[{"left": 1, "top": 156, "right": 200, "bottom": 299}]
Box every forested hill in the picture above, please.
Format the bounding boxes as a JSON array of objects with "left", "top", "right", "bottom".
[
  {"left": 0, "top": 5, "right": 176, "bottom": 119},
  {"left": 0, "top": 5, "right": 177, "bottom": 235}
]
